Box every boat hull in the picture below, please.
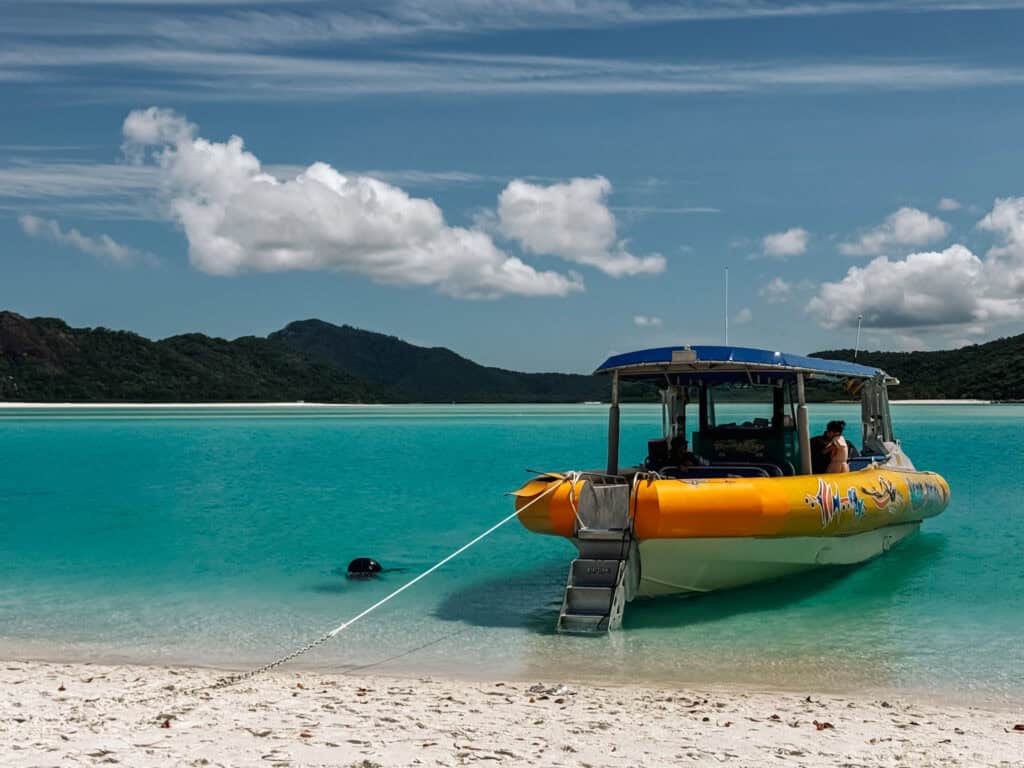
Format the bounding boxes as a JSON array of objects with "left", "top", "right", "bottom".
[
  {"left": 515, "top": 467, "right": 950, "bottom": 597},
  {"left": 635, "top": 521, "right": 920, "bottom": 596}
]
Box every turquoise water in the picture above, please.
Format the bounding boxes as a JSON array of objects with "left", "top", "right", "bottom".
[{"left": 1, "top": 404, "right": 1022, "bottom": 702}]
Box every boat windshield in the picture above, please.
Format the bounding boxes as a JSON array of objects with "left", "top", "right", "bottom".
[{"left": 648, "top": 381, "right": 801, "bottom": 475}]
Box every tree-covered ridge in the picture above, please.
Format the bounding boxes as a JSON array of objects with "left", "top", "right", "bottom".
[
  {"left": 269, "top": 319, "right": 651, "bottom": 403},
  {"left": 0, "top": 312, "right": 377, "bottom": 403},
  {"left": 0, "top": 312, "right": 645, "bottom": 403},
  {"left": 812, "top": 334, "right": 1024, "bottom": 400},
  {"left": 4, "top": 311, "right": 1022, "bottom": 403}
]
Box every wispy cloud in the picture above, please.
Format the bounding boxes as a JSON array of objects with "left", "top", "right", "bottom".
[
  {"left": 10, "top": 1, "right": 1024, "bottom": 51},
  {"left": 0, "top": 161, "right": 156, "bottom": 198},
  {"left": 0, "top": 144, "right": 91, "bottom": 152},
  {"left": 0, "top": 159, "right": 503, "bottom": 219},
  {"left": 19, "top": 213, "right": 156, "bottom": 265},
  {"left": 633, "top": 314, "right": 663, "bottom": 328},
  {"left": 4, "top": 45, "right": 1024, "bottom": 101},
  {"left": 612, "top": 205, "right": 721, "bottom": 214},
  {"left": 0, "top": 161, "right": 160, "bottom": 219}
]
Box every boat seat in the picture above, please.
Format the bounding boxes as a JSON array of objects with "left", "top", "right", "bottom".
[{"left": 645, "top": 439, "right": 670, "bottom": 470}]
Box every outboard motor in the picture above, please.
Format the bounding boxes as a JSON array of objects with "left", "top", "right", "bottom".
[{"left": 346, "top": 557, "right": 383, "bottom": 579}]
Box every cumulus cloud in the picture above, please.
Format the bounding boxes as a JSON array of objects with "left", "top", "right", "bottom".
[
  {"left": 633, "top": 315, "right": 662, "bottom": 327},
  {"left": 938, "top": 197, "right": 962, "bottom": 211},
  {"left": 496, "top": 177, "right": 665, "bottom": 277},
  {"left": 121, "top": 107, "right": 588, "bottom": 299},
  {"left": 759, "top": 276, "right": 792, "bottom": 304},
  {"left": 839, "top": 207, "right": 949, "bottom": 256},
  {"left": 978, "top": 196, "right": 1024, "bottom": 262},
  {"left": 733, "top": 307, "right": 753, "bottom": 325},
  {"left": 807, "top": 243, "right": 1024, "bottom": 329},
  {"left": 19, "top": 213, "right": 153, "bottom": 265},
  {"left": 761, "top": 227, "right": 808, "bottom": 258}
]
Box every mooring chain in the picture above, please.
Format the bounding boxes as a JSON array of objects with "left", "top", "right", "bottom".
[
  {"left": 207, "top": 632, "right": 335, "bottom": 690},
  {"left": 140, "top": 475, "right": 570, "bottom": 704}
]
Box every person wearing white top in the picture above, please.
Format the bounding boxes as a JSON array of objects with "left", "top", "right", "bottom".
[{"left": 825, "top": 419, "right": 850, "bottom": 473}]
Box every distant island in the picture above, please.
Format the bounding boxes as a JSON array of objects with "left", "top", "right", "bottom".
[
  {"left": 2, "top": 311, "right": 1021, "bottom": 403},
  {"left": 0, "top": 313, "right": 649, "bottom": 403}
]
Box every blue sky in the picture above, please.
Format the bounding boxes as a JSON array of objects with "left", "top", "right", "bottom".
[{"left": 3, "top": 0, "right": 1024, "bottom": 372}]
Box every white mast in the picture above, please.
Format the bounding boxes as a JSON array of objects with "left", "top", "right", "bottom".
[{"left": 724, "top": 266, "right": 729, "bottom": 345}]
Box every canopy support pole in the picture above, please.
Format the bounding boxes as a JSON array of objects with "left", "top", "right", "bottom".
[
  {"left": 607, "top": 370, "right": 620, "bottom": 477},
  {"left": 796, "top": 373, "right": 812, "bottom": 475}
]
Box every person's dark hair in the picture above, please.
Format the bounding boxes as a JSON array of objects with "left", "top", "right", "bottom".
[{"left": 826, "top": 420, "right": 846, "bottom": 434}]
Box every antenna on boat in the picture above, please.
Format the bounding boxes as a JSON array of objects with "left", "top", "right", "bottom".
[
  {"left": 854, "top": 313, "right": 864, "bottom": 359},
  {"left": 724, "top": 266, "right": 729, "bottom": 345}
]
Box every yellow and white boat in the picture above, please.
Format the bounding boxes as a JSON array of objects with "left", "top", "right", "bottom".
[{"left": 513, "top": 346, "right": 950, "bottom": 632}]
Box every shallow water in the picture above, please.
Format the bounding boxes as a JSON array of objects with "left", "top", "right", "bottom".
[{"left": 1, "top": 404, "right": 1021, "bottom": 701}]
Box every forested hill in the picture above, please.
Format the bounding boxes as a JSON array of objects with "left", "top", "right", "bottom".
[
  {"left": 269, "top": 319, "right": 647, "bottom": 402},
  {"left": 0, "top": 312, "right": 641, "bottom": 403},
  {"left": 0, "top": 312, "right": 377, "bottom": 403},
  {"left": 812, "top": 333, "right": 1024, "bottom": 400},
  {"left": 4, "top": 310, "right": 1021, "bottom": 402}
]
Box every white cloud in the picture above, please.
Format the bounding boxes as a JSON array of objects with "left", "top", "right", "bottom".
[
  {"left": 496, "top": 177, "right": 665, "bottom": 277},
  {"left": 759, "top": 276, "right": 792, "bottom": 304},
  {"left": 937, "top": 196, "right": 962, "bottom": 211},
  {"left": 978, "top": 196, "right": 1024, "bottom": 262},
  {"left": 19, "top": 213, "right": 154, "bottom": 265},
  {"left": 839, "top": 207, "right": 950, "bottom": 256},
  {"left": 734, "top": 307, "right": 753, "bottom": 325},
  {"left": 120, "top": 107, "right": 591, "bottom": 299},
  {"left": 807, "top": 243, "right": 1024, "bottom": 329},
  {"left": 633, "top": 315, "right": 663, "bottom": 328},
  {"left": 761, "top": 227, "right": 809, "bottom": 258}
]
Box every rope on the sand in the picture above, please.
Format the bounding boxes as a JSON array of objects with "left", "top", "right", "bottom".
[{"left": 196, "top": 475, "right": 571, "bottom": 693}]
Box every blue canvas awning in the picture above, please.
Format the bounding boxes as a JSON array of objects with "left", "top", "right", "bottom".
[{"left": 595, "top": 345, "right": 895, "bottom": 384}]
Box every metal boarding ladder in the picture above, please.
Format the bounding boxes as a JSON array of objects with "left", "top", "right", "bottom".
[{"left": 557, "top": 481, "right": 638, "bottom": 633}]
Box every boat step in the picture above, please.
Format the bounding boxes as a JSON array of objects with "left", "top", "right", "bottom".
[
  {"left": 575, "top": 538, "right": 631, "bottom": 560},
  {"left": 558, "top": 613, "right": 609, "bottom": 633},
  {"left": 564, "top": 585, "right": 614, "bottom": 615},
  {"left": 569, "top": 559, "right": 622, "bottom": 588},
  {"left": 577, "top": 527, "right": 630, "bottom": 541}
]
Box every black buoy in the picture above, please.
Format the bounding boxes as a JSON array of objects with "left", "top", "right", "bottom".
[{"left": 346, "top": 557, "right": 383, "bottom": 579}]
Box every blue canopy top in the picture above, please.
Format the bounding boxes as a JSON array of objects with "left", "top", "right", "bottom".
[{"left": 595, "top": 345, "right": 895, "bottom": 384}]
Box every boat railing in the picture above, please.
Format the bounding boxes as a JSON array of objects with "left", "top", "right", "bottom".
[{"left": 849, "top": 454, "right": 889, "bottom": 471}]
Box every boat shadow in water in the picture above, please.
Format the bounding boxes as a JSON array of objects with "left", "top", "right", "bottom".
[
  {"left": 433, "top": 559, "right": 567, "bottom": 633},
  {"left": 434, "top": 533, "right": 947, "bottom": 633},
  {"left": 624, "top": 532, "right": 948, "bottom": 630}
]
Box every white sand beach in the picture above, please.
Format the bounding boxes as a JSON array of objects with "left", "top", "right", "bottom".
[{"left": 2, "top": 661, "right": 1022, "bottom": 767}]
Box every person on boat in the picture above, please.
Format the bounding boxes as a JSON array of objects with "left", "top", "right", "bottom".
[
  {"left": 669, "top": 436, "right": 707, "bottom": 470},
  {"left": 810, "top": 428, "right": 831, "bottom": 474},
  {"left": 824, "top": 420, "right": 850, "bottom": 473}
]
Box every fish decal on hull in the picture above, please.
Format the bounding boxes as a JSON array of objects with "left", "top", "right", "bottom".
[
  {"left": 805, "top": 479, "right": 865, "bottom": 527},
  {"left": 860, "top": 476, "right": 901, "bottom": 511}
]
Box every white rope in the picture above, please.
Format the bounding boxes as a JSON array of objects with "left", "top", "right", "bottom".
[{"left": 195, "top": 475, "right": 570, "bottom": 693}]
